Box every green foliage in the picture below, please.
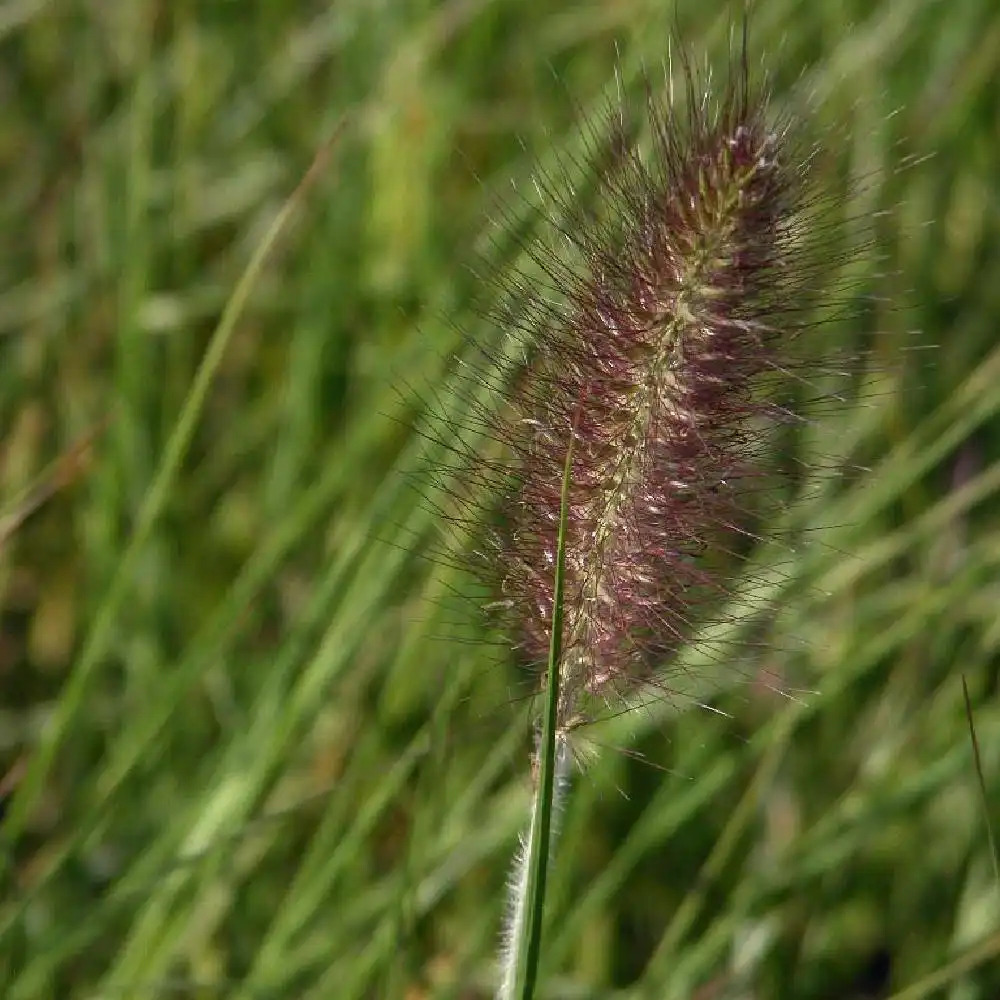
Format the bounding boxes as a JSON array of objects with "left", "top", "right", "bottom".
[{"left": 0, "top": 1, "right": 998, "bottom": 997}]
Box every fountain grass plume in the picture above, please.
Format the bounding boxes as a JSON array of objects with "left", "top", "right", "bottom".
[
  {"left": 421, "top": 22, "right": 869, "bottom": 999},
  {"left": 455, "top": 36, "right": 850, "bottom": 741}
]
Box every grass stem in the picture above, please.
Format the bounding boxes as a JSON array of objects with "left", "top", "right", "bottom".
[{"left": 499, "top": 426, "right": 576, "bottom": 1000}]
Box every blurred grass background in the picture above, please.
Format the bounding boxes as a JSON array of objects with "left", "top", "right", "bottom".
[{"left": 1, "top": 0, "right": 999, "bottom": 997}]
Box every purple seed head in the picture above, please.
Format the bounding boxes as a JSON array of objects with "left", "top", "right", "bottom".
[{"left": 441, "top": 35, "right": 854, "bottom": 733}]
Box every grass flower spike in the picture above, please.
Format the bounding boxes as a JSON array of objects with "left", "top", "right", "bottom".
[
  {"left": 476, "top": 38, "right": 828, "bottom": 741},
  {"left": 440, "top": 25, "right": 868, "bottom": 998},
  {"left": 431, "top": 26, "right": 860, "bottom": 999}
]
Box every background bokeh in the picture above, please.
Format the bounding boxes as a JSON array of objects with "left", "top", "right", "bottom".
[{"left": 2, "top": 0, "right": 999, "bottom": 997}]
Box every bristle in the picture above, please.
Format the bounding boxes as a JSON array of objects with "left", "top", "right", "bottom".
[{"left": 433, "top": 36, "right": 862, "bottom": 737}]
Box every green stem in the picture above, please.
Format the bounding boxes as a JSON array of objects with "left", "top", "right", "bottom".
[{"left": 499, "top": 426, "right": 575, "bottom": 1000}]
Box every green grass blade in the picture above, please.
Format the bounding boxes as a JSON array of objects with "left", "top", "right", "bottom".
[{"left": 508, "top": 424, "right": 575, "bottom": 1000}]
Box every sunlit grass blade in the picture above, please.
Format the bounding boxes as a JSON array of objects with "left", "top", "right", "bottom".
[{"left": 502, "top": 428, "right": 575, "bottom": 1000}]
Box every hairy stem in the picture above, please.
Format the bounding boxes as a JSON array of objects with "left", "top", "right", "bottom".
[
  {"left": 497, "top": 736, "right": 572, "bottom": 1000},
  {"left": 498, "top": 424, "right": 576, "bottom": 1000}
]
